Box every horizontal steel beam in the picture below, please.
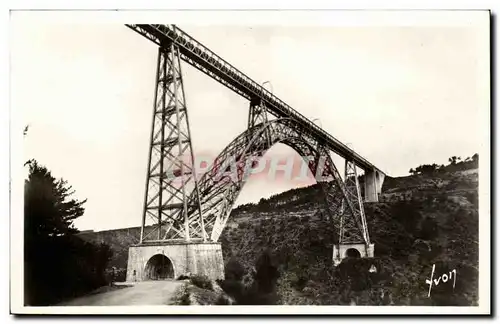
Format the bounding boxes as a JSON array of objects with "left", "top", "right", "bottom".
[{"left": 126, "top": 24, "right": 384, "bottom": 175}]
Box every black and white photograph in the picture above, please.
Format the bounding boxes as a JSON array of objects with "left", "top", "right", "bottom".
[{"left": 8, "top": 9, "right": 491, "bottom": 315}]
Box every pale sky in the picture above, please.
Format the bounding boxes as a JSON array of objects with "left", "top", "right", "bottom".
[{"left": 12, "top": 13, "right": 489, "bottom": 231}]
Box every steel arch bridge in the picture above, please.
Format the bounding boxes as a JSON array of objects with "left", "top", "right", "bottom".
[{"left": 125, "top": 24, "right": 386, "bottom": 281}]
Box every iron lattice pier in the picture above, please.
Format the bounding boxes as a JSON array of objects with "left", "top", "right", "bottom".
[{"left": 141, "top": 44, "right": 205, "bottom": 243}]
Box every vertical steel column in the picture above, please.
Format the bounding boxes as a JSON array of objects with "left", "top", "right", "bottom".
[
  {"left": 248, "top": 99, "right": 271, "bottom": 145},
  {"left": 174, "top": 37, "right": 206, "bottom": 242},
  {"left": 170, "top": 42, "right": 190, "bottom": 242},
  {"left": 140, "top": 49, "right": 162, "bottom": 244},
  {"left": 157, "top": 48, "right": 168, "bottom": 240}
]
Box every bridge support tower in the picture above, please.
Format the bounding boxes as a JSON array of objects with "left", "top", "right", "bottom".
[
  {"left": 126, "top": 41, "right": 224, "bottom": 281},
  {"left": 332, "top": 160, "right": 375, "bottom": 266},
  {"left": 364, "top": 168, "right": 385, "bottom": 203}
]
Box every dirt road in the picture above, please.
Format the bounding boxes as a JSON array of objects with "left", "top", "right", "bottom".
[{"left": 58, "top": 280, "right": 184, "bottom": 306}]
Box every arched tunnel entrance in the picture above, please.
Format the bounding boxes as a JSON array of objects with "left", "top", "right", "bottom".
[
  {"left": 144, "top": 254, "right": 174, "bottom": 280},
  {"left": 345, "top": 248, "right": 361, "bottom": 259}
]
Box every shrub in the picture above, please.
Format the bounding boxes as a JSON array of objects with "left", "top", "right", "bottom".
[
  {"left": 215, "top": 294, "right": 232, "bottom": 305},
  {"left": 225, "top": 258, "right": 246, "bottom": 281},
  {"left": 254, "top": 250, "right": 280, "bottom": 293},
  {"left": 217, "top": 279, "right": 244, "bottom": 302},
  {"left": 169, "top": 284, "right": 191, "bottom": 305},
  {"left": 420, "top": 217, "right": 439, "bottom": 240},
  {"left": 190, "top": 275, "right": 213, "bottom": 291}
]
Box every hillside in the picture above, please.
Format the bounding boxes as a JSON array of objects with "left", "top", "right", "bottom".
[
  {"left": 220, "top": 168, "right": 478, "bottom": 306},
  {"left": 78, "top": 227, "right": 140, "bottom": 275},
  {"left": 79, "top": 158, "right": 479, "bottom": 306}
]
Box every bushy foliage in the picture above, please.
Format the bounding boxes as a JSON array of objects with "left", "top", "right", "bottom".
[
  {"left": 409, "top": 163, "right": 442, "bottom": 175},
  {"left": 24, "top": 160, "right": 113, "bottom": 305},
  {"left": 409, "top": 153, "right": 478, "bottom": 175},
  {"left": 169, "top": 284, "right": 191, "bottom": 305},
  {"left": 190, "top": 275, "right": 213, "bottom": 291},
  {"left": 225, "top": 258, "right": 246, "bottom": 281},
  {"left": 170, "top": 280, "right": 234, "bottom": 305},
  {"left": 218, "top": 250, "right": 281, "bottom": 305},
  {"left": 78, "top": 226, "right": 150, "bottom": 281}
]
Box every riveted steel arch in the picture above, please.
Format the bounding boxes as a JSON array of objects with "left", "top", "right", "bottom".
[{"left": 174, "top": 118, "right": 365, "bottom": 242}]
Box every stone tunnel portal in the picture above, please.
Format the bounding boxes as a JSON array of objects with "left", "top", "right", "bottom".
[
  {"left": 345, "top": 248, "right": 362, "bottom": 259},
  {"left": 144, "top": 254, "right": 175, "bottom": 280}
]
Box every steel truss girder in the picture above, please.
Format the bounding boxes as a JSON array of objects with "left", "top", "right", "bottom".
[{"left": 140, "top": 45, "right": 205, "bottom": 243}]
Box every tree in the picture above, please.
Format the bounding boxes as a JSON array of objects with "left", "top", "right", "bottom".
[
  {"left": 448, "top": 156, "right": 459, "bottom": 165},
  {"left": 24, "top": 159, "right": 86, "bottom": 239},
  {"left": 225, "top": 258, "right": 246, "bottom": 281},
  {"left": 413, "top": 164, "right": 439, "bottom": 175},
  {"left": 254, "top": 249, "right": 280, "bottom": 294},
  {"left": 24, "top": 159, "right": 112, "bottom": 305}
]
